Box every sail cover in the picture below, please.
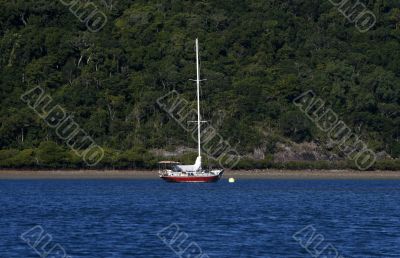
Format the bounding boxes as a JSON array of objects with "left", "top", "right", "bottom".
[{"left": 176, "top": 156, "right": 202, "bottom": 172}]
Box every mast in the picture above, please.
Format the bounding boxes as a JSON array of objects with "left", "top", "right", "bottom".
[{"left": 196, "top": 38, "right": 201, "bottom": 158}]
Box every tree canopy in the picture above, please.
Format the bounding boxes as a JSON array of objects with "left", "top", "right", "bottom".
[{"left": 0, "top": 0, "right": 399, "bottom": 168}]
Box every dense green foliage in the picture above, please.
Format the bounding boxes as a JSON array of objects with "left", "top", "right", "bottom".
[{"left": 0, "top": 0, "right": 399, "bottom": 169}]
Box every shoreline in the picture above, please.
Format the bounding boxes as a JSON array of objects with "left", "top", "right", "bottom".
[{"left": 0, "top": 169, "right": 400, "bottom": 180}]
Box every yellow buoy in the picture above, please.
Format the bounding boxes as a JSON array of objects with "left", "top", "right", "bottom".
[{"left": 228, "top": 178, "right": 235, "bottom": 183}]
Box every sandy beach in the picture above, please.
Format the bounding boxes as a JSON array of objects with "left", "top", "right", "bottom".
[{"left": 0, "top": 169, "right": 400, "bottom": 180}]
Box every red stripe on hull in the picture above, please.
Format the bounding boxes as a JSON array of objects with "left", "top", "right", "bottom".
[{"left": 161, "top": 175, "right": 221, "bottom": 183}]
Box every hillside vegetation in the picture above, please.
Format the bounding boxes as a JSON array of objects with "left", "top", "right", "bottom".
[{"left": 0, "top": 0, "right": 399, "bottom": 169}]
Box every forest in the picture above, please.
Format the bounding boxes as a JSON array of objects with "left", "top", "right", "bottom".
[{"left": 0, "top": 0, "right": 399, "bottom": 170}]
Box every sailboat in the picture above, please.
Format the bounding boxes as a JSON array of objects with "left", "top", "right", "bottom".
[{"left": 159, "top": 39, "right": 224, "bottom": 183}]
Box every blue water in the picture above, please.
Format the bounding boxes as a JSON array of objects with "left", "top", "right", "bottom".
[{"left": 1, "top": 180, "right": 400, "bottom": 257}]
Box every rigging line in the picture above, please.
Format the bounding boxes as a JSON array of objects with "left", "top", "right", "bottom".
[
  {"left": 199, "top": 50, "right": 210, "bottom": 117},
  {"left": 199, "top": 76, "right": 206, "bottom": 123},
  {"left": 198, "top": 48, "right": 209, "bottom": 121},
  {"left": 197, "top": 42, "right": 211, "bottom": 139},
  {"left": 198, "top": 45, "right": 205, "bottom": 124}
]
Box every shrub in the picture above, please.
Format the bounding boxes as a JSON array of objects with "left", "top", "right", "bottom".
[{"left": 36, "top": 141, "right": 68, "bottom": 168}]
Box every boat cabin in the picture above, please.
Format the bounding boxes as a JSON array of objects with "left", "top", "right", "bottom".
[{"left": 158, "top": 161, "right": 182, "bottom": 172}]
